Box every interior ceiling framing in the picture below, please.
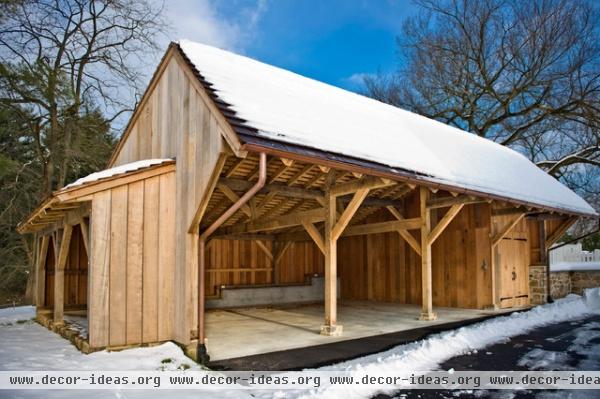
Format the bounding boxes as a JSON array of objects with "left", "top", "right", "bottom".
[{"left": 202, "top": 153, "right": 427, "bottom": 237}]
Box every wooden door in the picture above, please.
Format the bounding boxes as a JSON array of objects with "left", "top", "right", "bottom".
[{"left": 498, "top": 236, "right": 530, "bottom": 308}]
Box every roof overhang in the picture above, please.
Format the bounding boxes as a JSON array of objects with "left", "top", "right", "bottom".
[{"left": 18, "top": 160, "right": 175, "bottom": 234}]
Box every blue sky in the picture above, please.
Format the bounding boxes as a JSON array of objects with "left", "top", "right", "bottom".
[{"left": 163, "top": 0, "right": 417, "bottom": 91}]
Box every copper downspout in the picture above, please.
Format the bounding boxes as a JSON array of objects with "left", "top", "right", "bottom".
[{"left": 196, "top": 152, "right": 267, "bottom": 364}]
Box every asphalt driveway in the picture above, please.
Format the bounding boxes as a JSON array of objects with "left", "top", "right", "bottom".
[{"left": 376, "top": 315, "right": 600, "bottom": 399}]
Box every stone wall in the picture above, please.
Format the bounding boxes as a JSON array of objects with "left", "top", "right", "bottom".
[
  {"left": 570, "top": 271, "right": 600, "bottom": 295},
  {"left": 529, "top": 265, "right": 548, "bottom": 305},
  {"left": 550, "top": 272, "right": 571, "bottom": 298},
  {"left": 529, "top": 265, "right": 600, "bottom": 303}
]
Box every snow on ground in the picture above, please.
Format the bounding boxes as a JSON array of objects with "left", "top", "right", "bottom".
[
  {"left": 286, "top": 289, "right": 600, "bottom": 399},
  {"left": 2, "top": 289, "right": 600, "bottom": 399},
  {"left": 0, "top": 306, "right": 34, "bottom": 326}
]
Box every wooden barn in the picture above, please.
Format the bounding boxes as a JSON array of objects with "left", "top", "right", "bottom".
[{"left": 19, "top": 40, "right": 596, "bottom": 366}]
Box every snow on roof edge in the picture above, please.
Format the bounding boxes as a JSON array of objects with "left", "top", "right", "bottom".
[
  {"left": 175, "top": 40, "right": 596, "bottom": 217},
  {"left": 63, "top": 159, "right": 174, "bottom": 190}
]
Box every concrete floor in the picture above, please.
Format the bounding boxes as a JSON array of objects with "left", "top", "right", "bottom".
[{"left": 205, "top": 301, "right": 511, "bottom": 361}]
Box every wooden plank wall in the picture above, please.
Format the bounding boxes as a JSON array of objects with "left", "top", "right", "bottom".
[
  {"left": 88, "top": 171, "right": 176, "bottom": 349},
  {"left": 205, "top": 240, "right": 323, "bottom": 297},
  {"left": 338, "top": 191, "right": 493, "bottom": 309},
  {"left": 64, "top": 225, "right": 88, "bottom": 306},
  {"left": 110, "top": 54, "right": 228, "bottom": 344},
  {"left": 44, "top": 237, "right": 56, "bottom": 307},
  {"left": 528, "top": 218, "right": 566, "bottom": 265}
]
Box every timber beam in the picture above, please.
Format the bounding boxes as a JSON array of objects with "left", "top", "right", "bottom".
[
  {"left": 428, "top": 204, "right": 465, "bottom": 245},
  {"left": 216, "top": 208, "right": 326, "bottom": 235},
  {"left": 427, "top": 195, "right": 487, "bottom": 210},
  {"left": 330, "top": 176, "right": 395, "bottom": 197},
  {"left": 220, "top": 177, "right": 403, "bottom": 208},
  {"left": 386, "top": 206, "right": 422, "bottom": 256},
  {"left": 546, "top": 217, "right": 578, "bottom": 248},
  {"left": 302, "top": 221, "right": 325, "bottom": 254},
  {"left": 219, "top": 178, "right": 324, "bottom": 201},
  {"left": 343, "top": 218, "right": 421, "bottom": 237}
]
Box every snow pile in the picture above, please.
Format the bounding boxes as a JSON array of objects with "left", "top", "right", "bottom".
[
  {"left": 288, "top": 289, "right": 600, "bottom": 399},
  {"left": 63, "top": 159, "right": 172, "bottom": 189},
  {"left": 0, "top": 305, "right": 34, "bottom": 326},
  {"left": 178, "top": 40, "right": 595, "bottom": 216}
]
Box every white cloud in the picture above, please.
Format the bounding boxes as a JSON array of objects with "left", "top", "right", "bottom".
[
  {"left": 163, "top": 0, "right": 268, "bottom": 52},
  {"left": 344, "top": 72, "right": 376, "bottom": 88}
]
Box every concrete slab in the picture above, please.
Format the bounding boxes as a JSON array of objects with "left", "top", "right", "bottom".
[{"left": 205, "top": 301, "right": 515, "bottom": 363}]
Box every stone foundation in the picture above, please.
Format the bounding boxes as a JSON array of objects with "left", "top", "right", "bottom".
[
  {"left": 529, "top": 265, "right": 548, "bottom": 305},
  {"left": 570, "top": 271, "right": 600, "bottom": 295},
  {"left": 529, "top": 265, "right": 600, "bottom": 303}
]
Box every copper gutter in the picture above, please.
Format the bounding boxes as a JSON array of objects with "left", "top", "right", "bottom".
[{"left": 196, "top": 152, "right": 267, "bottom": 363}]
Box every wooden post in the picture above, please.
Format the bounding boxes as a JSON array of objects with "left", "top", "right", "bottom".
[
  {"left": 321, "top": 172, "right": 342, "bottom": 336},
  {"left": 36, "top": 236, "right": 49, "bottom": 308},
  {"left": 54, "top": 224, "right": 73, "bottom": 325},
  {"left": 419, "top": 187, "right": 437, "bottom": 321},
  {"left": 539, "top": 220, "right": 551, "bottom": 303}
]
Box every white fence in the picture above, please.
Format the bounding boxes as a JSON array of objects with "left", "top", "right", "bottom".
[{"left": 549, "top": 243, "right": 600, "bottom": 271}]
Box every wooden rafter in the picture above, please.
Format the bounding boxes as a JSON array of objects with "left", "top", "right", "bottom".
[
  {"left": 268, "top": 159, "right": 295, "bottom": 184},
  {"left": 219, "top": 178, "right": 324, "bottom": 201},
  {"left": 225, "top": 158, "right": 246, "bottom": 177},
  {"left": 287, "top": 164, "right": 313, "bottom": 186},
  {"left": 304, "top": 172, "right": 324, "bottom": 188},
  {"left": 217, "top": 183, "right": 252, "bottom": 217}
]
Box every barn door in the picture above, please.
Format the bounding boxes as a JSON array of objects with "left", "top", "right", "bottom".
[{"left": 498, "top": 236, "right": 530, "bottom": 308}]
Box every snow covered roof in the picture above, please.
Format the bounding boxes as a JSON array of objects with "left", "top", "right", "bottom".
[
  {"left": 177, "top": 39, "right": 596, "bottom": 216},
  {"left": 64, "top": 159, "right": 173, "bottom": 189}
]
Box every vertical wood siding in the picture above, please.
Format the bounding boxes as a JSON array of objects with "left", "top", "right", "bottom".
[
  {"left": 88, "top": 171, "right": 176, "bottom": 348},
  {"left": 110, "top": 55, "right": 228, "bottom": 344}
]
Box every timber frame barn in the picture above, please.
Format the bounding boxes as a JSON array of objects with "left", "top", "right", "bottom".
[{"left": 19, "top": 40, "right": 597, "bottom": 365}]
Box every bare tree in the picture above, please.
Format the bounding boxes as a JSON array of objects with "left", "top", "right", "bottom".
[
  {"left": 0, "top": 0, "right": 168, "bottom": 196},
  {"left": 365, "top": 0, "right": 600, "bottom": 185},
  {"left": 0, "top": 0, "right": 168, "bottom": 304}
]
